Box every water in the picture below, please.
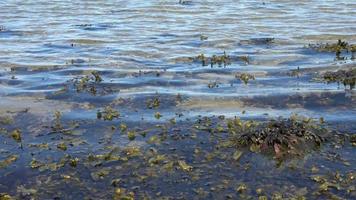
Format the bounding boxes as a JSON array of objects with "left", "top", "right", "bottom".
[{"left": 0, "top": 0, "right": 355, "bottom": 199}]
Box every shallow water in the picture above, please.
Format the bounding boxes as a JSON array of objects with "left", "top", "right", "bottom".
[{"left": 0, "top": 0, "right": 356, "bottom": 199}]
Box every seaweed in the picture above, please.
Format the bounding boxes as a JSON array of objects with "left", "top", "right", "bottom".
[
  {"left": 146, "top": 97, "right": 160, "bottom": 109},
  {"left": 200, "top": 35, "right": 208, "bottom": 41},
  {"left": 97, "top": 106, "right": 120, "bottom": 121},
  {"left": 323, "top": 68, "right": 356, "bottom": 89},
  {"left": 10, "top": 129, "right": 23, "bottom": 149},
  {"left": 229, "top": 117, "right": 328, "bottom": 157},
  {"left": 236, "top": 73, "right": 255, "bottom": 84},
  {"left": 71, "top": 70, "right": 112, "bottom": 95},
  {"left": 196, "top": 52, "right": 231, "bottom": 67},
  {"left": 154, "top": 112, "right": 162, "bottom": 119},
  {"left": 49, "top": 111, "right": 74, "bottom": 134},
  {"left": 0, "top": 193, "right": 12, "bottom": 200},
  {"left": 350, "top": 134, "right": 356, "bottom": 146},
  {"left": 308, "top": 39, "right": 356, "bottom": 60},
  {"left": 0, "top": 155, "right": 18, "bottom": 168},
  {"left": 207, "top": 81, "right": 219, "bottom": 88}
]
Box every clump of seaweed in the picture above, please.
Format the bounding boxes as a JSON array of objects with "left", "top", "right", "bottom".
[
  {"left": 308, "top": 39, "right": 356, "bottom": 60},
  {"left": 207, "top": 81, "right": 219, "bottom": 88},
  {"left": 323, "top": 68, "right": 356, "bottom": 89},
  {"left": 0, "top": 193, "right": 12, "bottom": 200},
  {"left": 350, "top": 134, "right": 356, "bottom": 146},
  {"left": 236, "top": 73, "right": 255, "bottom": 84},
  {"left": 72, "top": 70, "right": 111, "bottom": 95},
  {"left": 46, "top": 111, "right": 81, "bottom": 136},
  {"left": 97, "top": 106, "right": 120, "bottom": 121},
  {"left": 114, "top": 188, "right": 135, "bottom": 200},
  {"left": 0, "top": 155, "right": 18, "bottom": 169},
  {"left": 146, "top": 97, "right": 160, "bottom": 109},
  {"left": 200, "top": 34, "right": 208, "bottom": 41},
  {"left": 229, "top": 116, "right": 328, "bottom": 157},
  {"left": 196, "top": 52, "right": 231, "bottom": 67}
]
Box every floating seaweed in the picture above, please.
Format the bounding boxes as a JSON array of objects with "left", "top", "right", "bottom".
[
  {"left": 48, "top": 111, "right": 74, "bottom": 134},
  {"left": 207, "top": 81, "right": 219, "bottom": 88},
  {"left": 0, "top": 155, "right": 18, "bottom": 168},
  {"left": 127, "top": 131, "right": 136, "bottom": 141},
  {"left": 154, "top": 112, "right": 162, "bottom": 119},
  {"left": 0, "top": 193, "right": 12, "bottom": 200},
  {"left": 71, "top": 70, "right": 113, "bottom": 95},
  {"left": 350, "top": 134, "right": 356, "bottom": 146},
  {"left": 323, "top": 68, "right": 356, "bottom": 89},
  {"left": 308, "top": 39, "right": 356, "bottom": 60},
  {"left": 146, "top": 97, "right": 160, "bottom": 109},
  {"left": 236, "top": 73, "right": 255, "bottom": 84},
  {"left": 196, "top": 52, "right": 231, "bottom": 67},
  {"left": 97, "top": 106, "right": 120, "bottom": 121},
  {"left": 200, "top": 34, "right": 208, "bottom": 41}
]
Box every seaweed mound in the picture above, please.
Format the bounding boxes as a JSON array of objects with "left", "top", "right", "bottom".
[
  {"left": 228, "top": 117, "right": 328, "bottom": 157},
  {"left": 308, "top": 39, "right": 356, "bottom": 59},
  {"left": 323, "top": 68, "right": 356, "bottom": 89}
]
